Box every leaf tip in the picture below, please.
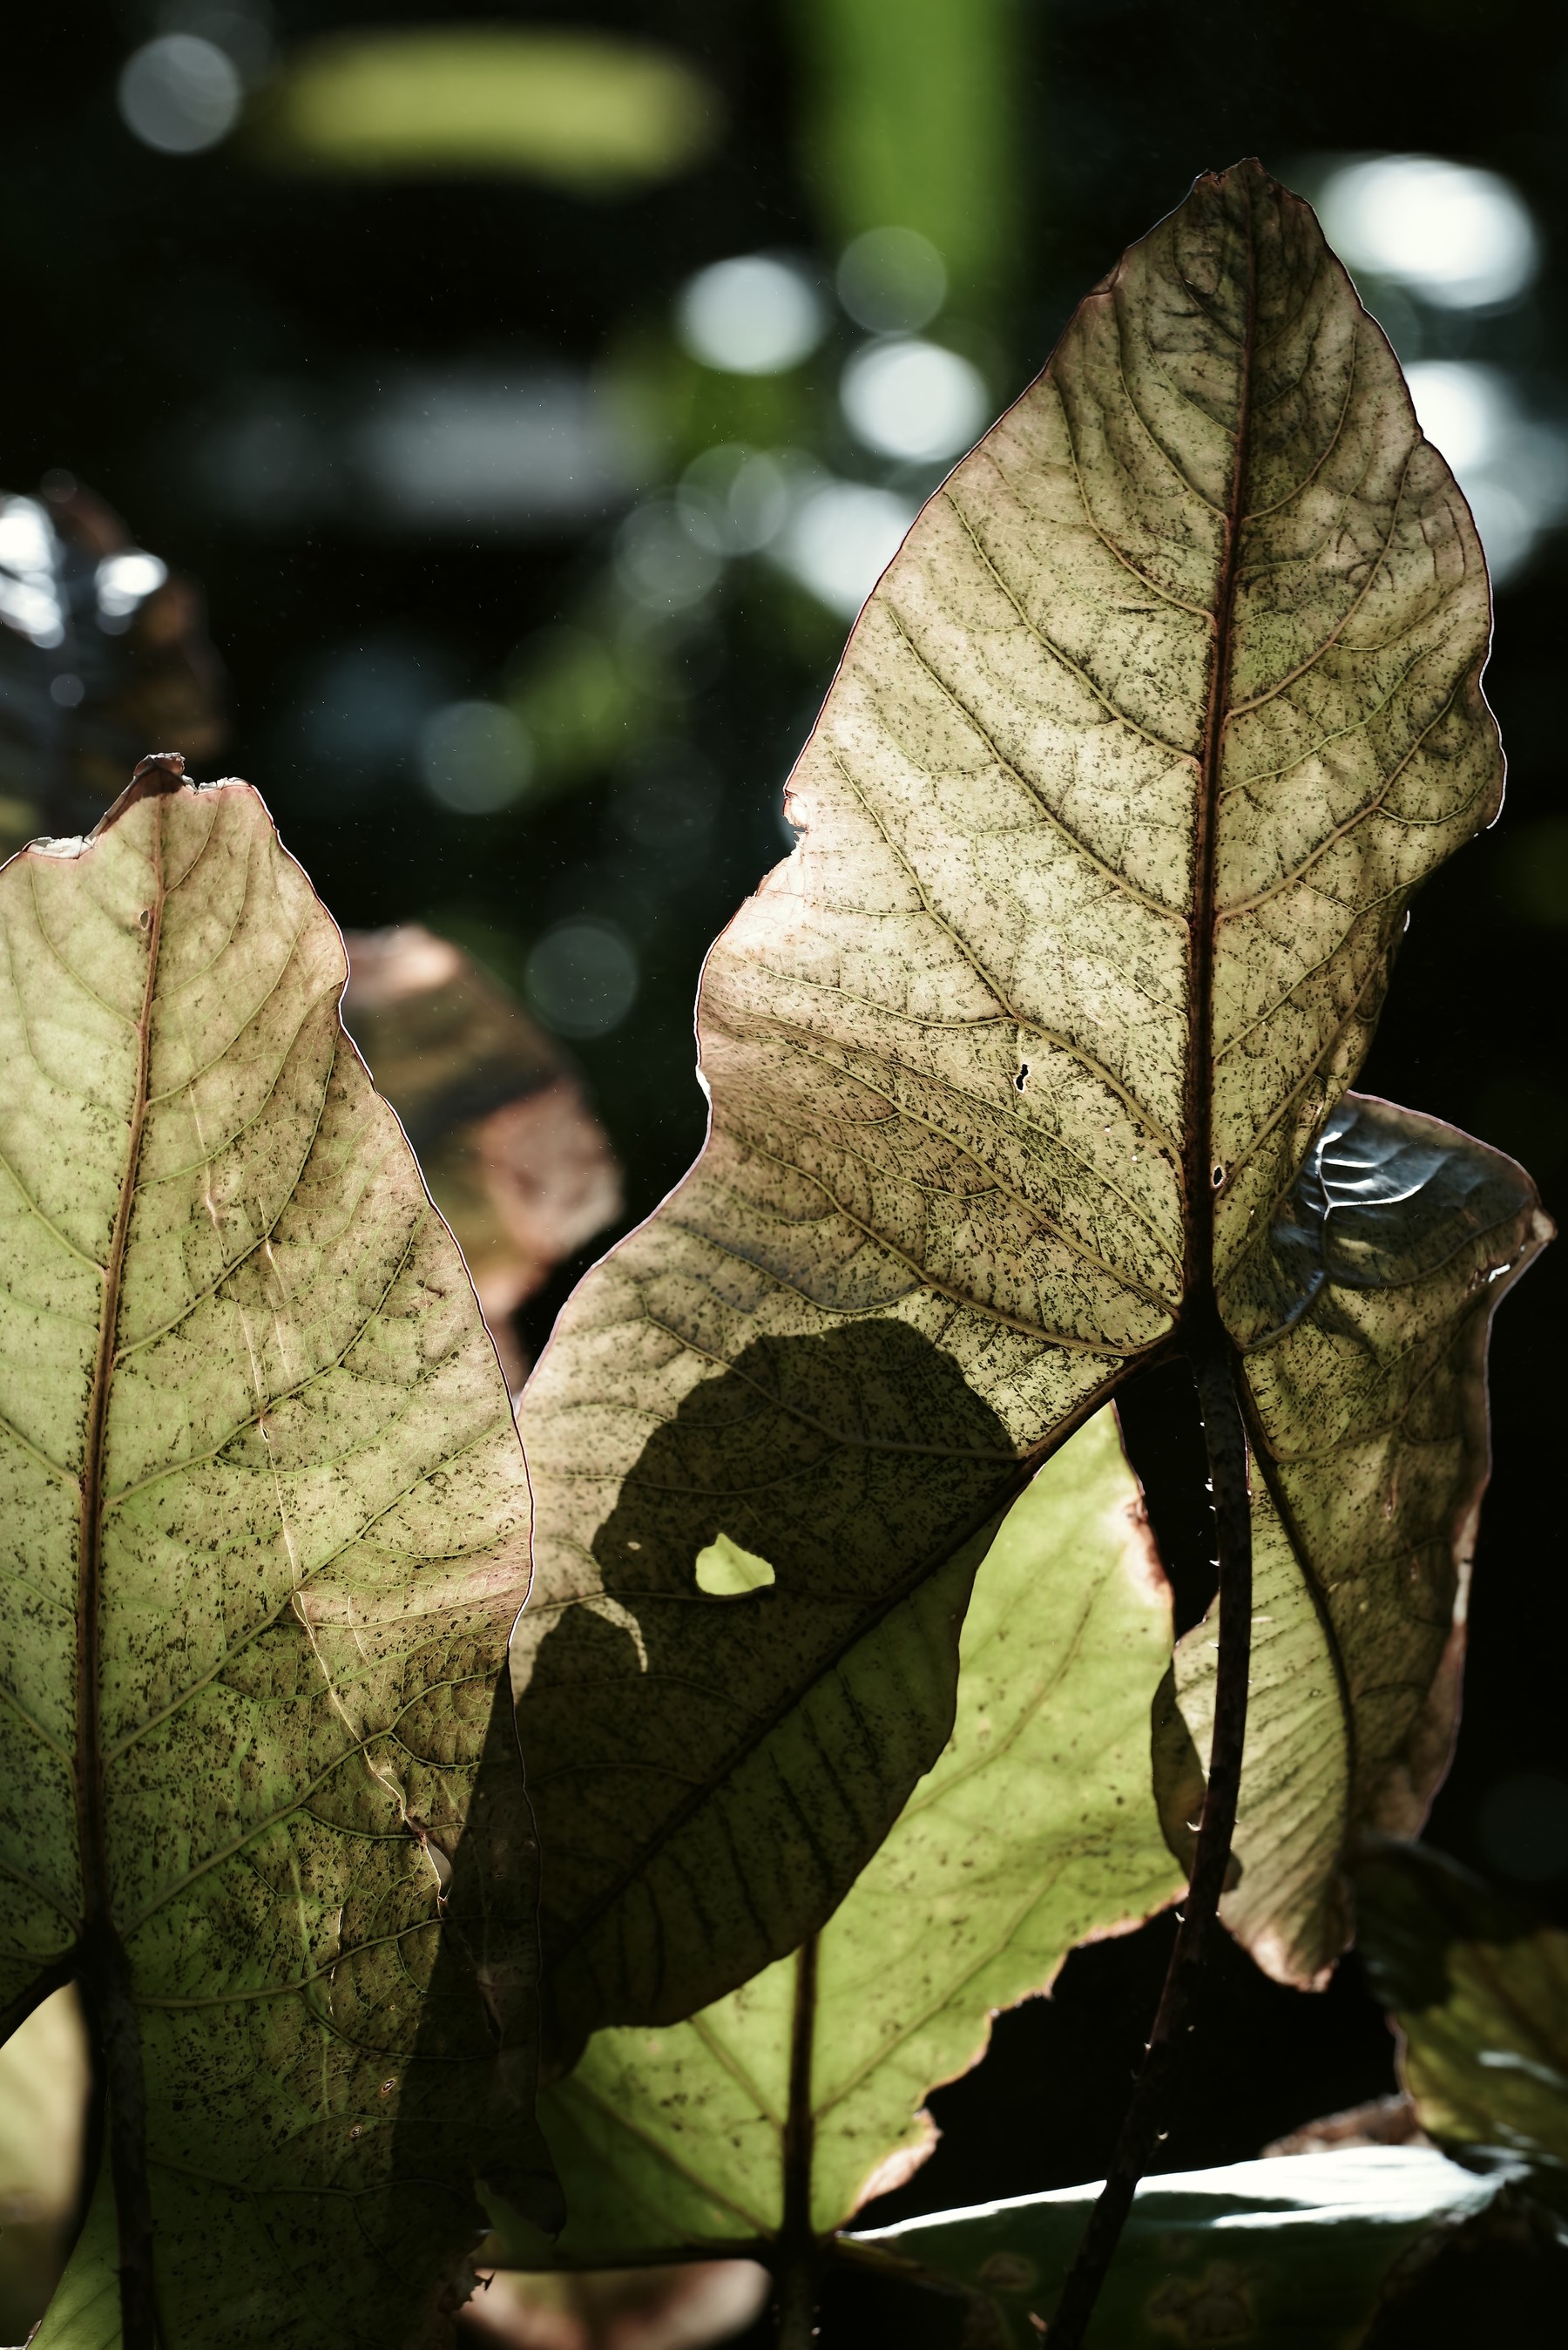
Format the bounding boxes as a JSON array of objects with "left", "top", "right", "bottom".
[{"left": 92, "top": 749, "right": 191, "bottom": 837}]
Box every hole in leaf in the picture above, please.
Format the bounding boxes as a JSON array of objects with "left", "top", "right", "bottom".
[
  {"left": 1211, "top": 1161, "right": 1225, "bottom": 1188},
  {"left": 693, "top": 1531, "right": 776, "bottom": 1597},
  {"left": 1015, "top": 1061, "right": 1030, "bottom": 1094}
]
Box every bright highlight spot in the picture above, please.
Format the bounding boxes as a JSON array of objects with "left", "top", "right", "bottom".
[
  {"left": 1316, "top": 154, "right": 1538, "bottom": 310},
  {"left": 118, "top": 34, "right": 242, "bottom": 155},
  {"left": 676, "top": 255, "right": 824, "bottom": 376},
  {"left": 96, "top": 551, "right": 168, "bottom": 622},
  {"left": 1403, "top": 360, "right": 1568, "bottom": 583},
  {"left": 0, "top": 498, "right": 64, "bottom": 647},
  {"left": 250, "top": 30, "right": 719, "bottom": 191},
  {"left": 694, "top": 1532, "right": 776, "bottom": 1597},
  {"left": 840, "top": 338, "right": 990, "bottom": 464},
  {"left": 527, "top": 919, "right": 639, "bottom": 1040},
  {"left": 774, "top": 481, "right": 916, "bottom": 618},
  {"left": 837, "top": 227, "right": 947, "bottom": 334},
  {"left": 418, "top": 701, "right": 534, "bottom": 815},
  {"left": 1405, "top": 361, "right": 1513, "bottom": 473}
]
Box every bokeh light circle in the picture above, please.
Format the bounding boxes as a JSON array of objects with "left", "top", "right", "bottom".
[
  {"left": 840, "top": 338, "right": 990, "bottom": 464},
  {"left": 675, "top": 255, "right": 825, "bottom": 376},
  {"left": 118, "top": 34, "right": 243, "bottom": 156}
]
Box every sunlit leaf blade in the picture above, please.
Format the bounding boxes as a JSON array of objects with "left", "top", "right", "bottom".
[
  {"left": 30, "top": 2159, "right": 119, "bottom": 2350},
  {"left": 1355, "top": 1840, "right": 1568, "bottom": 2180},
  {"left": 1164, "top": 1099, "right": 1550, "bottom": 1985},
  {"left": 342, "top": 924, "right": 622, "bottom": 1387},
  {"left": 849, "top": 2146, "right": 1530, "bottom": 2348},
  {"left": 517, "top": 157, "right": 1504, "bottom": 2049},
  {"left": 491, "top": 1413, "right": 1179, "bottom": 2260},
  {"left": 0, "top": 768, "right": 555, "bottom": 2344},
  {"left": 0, "top": 1988, "right": 90, "bottom": 2338}
]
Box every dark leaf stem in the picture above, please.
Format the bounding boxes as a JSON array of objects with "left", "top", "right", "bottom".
[
  {"left": 1044, "top": 1334, "right": 1253, "bottom": 2347},
  {"left": 774, "top": 2252, "right": 820, "bottom": 2350},
  {"left": 774, "top": 1936, "right": 821, "bottom": 2347},
  {"left": 71, "top": 758, "right": 179, "bottom": 2350},
  {"left": 78, "top": 1923, "right": 160, "bottom": 2350}
]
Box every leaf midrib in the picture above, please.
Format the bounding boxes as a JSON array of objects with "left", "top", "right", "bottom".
[
  {"left": 544, "top": 191, "right": 1274, "bottom": 2004},
  {"left": 75, "top": 803, "right": 165, "bottom": 1941},
  {"left": 1183, "top": 181, "right": 1259, "bottom": 1313}
]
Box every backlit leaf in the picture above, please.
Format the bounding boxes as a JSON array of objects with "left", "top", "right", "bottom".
[
  {"left": 1162, "top": 1100, "right": 1548, "bottom": 1986},
  {"left": 0, "top": 764, "right": 555, "bottom": 2345},
  {"left": 0, "top": 1988, "right": 90, "bottom": 2339},
  {"left": 516, "top": 159, "right": 1520, "bottom": 2054},
  {"left": 495, "top": 1412, "right": 1179, "bottom": 2262}
]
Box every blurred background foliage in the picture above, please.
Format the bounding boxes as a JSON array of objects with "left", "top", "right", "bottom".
[{"left": 3, "top": 0, "right": 1568, "bottom": 2337}]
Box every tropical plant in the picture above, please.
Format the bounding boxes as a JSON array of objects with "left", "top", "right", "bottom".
[
  {"left": 0, "top": 159, "right": 1559, "bottom": 2350},
  {"left": 509, "top": 156, "right": 1551, "bottom": 2340}
]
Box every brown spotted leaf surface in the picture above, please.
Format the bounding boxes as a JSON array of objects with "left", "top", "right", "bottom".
[
  {"left": 0, "top": 773, "right": 554, "bottom": 2346},
  {"left": 516, "top": 159, "right": 1513, "bottom": 2059}
]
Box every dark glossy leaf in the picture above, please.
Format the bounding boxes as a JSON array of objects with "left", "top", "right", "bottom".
[
  {"left": 1355, "top": 1840, "right": 1568, "bottom": 2182},
  {"left": 851, "top": 2147, "right": 1532, "bottom": 2348}
]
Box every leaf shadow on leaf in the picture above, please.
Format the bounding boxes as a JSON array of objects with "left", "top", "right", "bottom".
[
  {"left": 392, "top": 1669, "right": 566, "bottom": 2285},
  {"left": 585, "top": 1319, "right": 1018, "bottom": 1597},
  {"left": 518, "top": 1318, "right": 1022, "bottom": 2060}
]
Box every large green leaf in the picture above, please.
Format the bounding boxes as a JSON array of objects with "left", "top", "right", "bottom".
[
  {"left": 493, "top": 1410, "right": 1179, "bottom": 2264},
  {"left": 515, "top": 157, "right": 1512, "bottom": 2054},
  {"left": 850, "top": 2145, "right": 1532, "bottom": 2347},
  {"left": 1355, "top": 1840, "right": 1568, "bottom": 2183},
  {"left": 0, "top": 762, "right": 555, "bottom": 2346},
  {"left": 1161, "top": 1101, "right": 1548, "bottom": 1986}
]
